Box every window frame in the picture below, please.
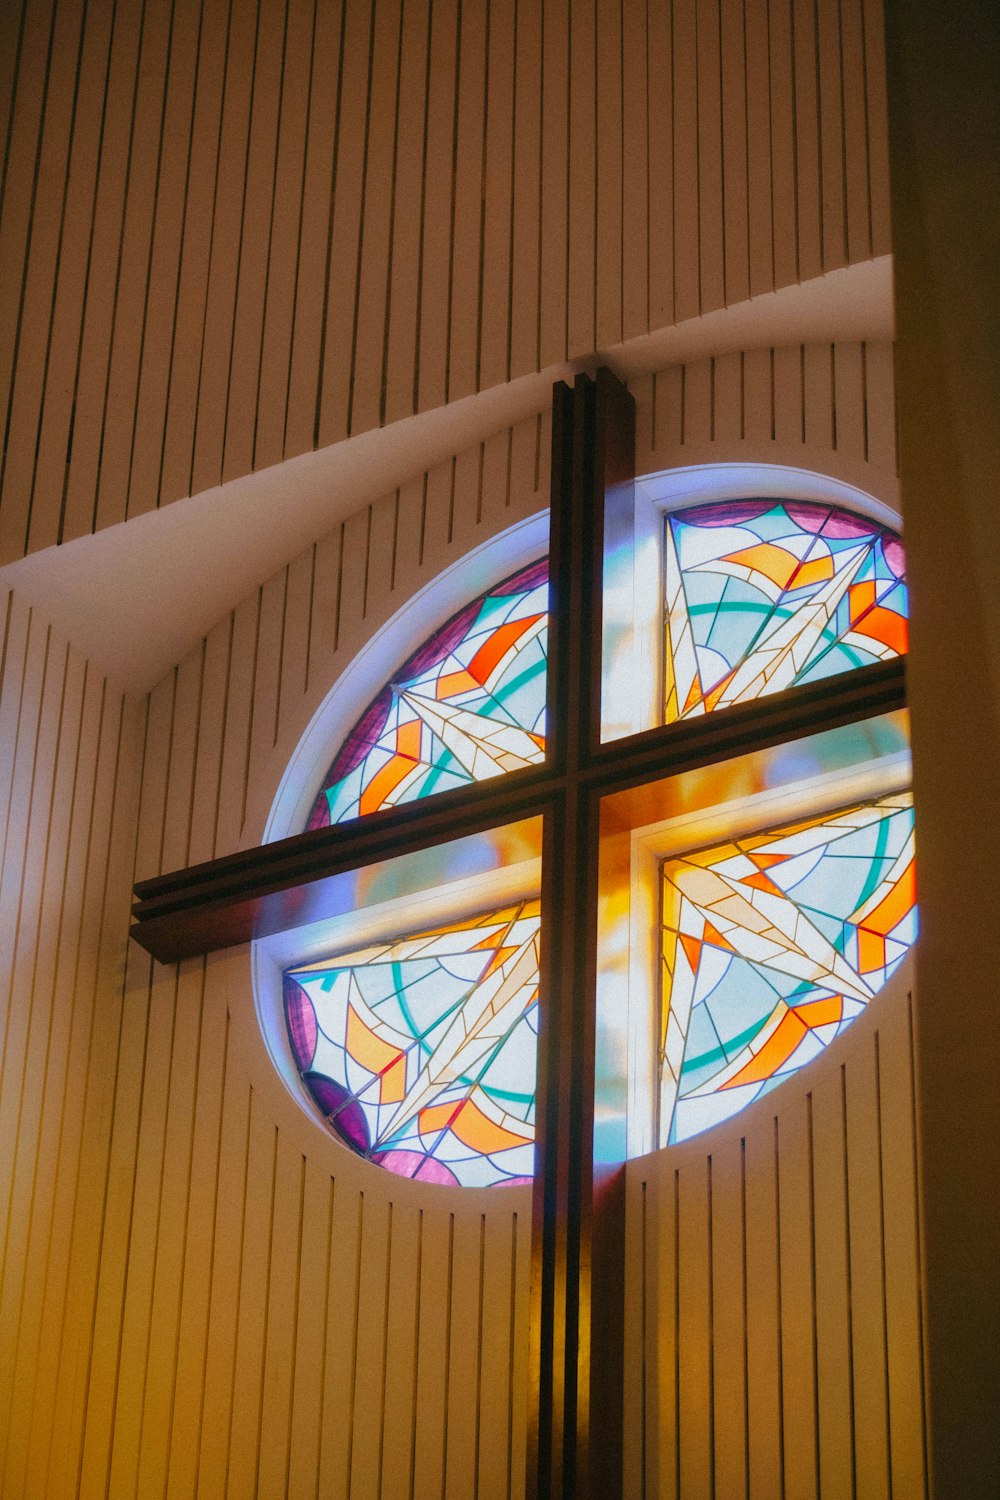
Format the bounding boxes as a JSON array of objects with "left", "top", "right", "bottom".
[{"left": 248, "top": 465, "right": 911, "bottom": 1175}]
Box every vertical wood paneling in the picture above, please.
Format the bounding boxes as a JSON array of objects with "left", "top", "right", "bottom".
[
  {"left": 0, "top": 407, "right": 549, "bottom": 1494},
  {"left": 0, "top": 294, "right": 914, "bottom": 1498},
  {"left": 0, "top": 639, "right": 84, "bottom": 1474},
  {"left": 1, "top": 0, "right": 893, "bottom": 563},
  {"left": 845, "top": 1032, "right": 892, "bottom": 1500},
  {"left": 677, "top": 1157, "right": 712, "bottom": 1496},
  {"left": 811, "top": 1068, "right": 855, "bottom": 1498},
  {"left": 187, "top": 0, "right": 259, "bottom": 498},
  {"left": 477, "top": 1214, "right": 517, "bottom": 1500},
  {"left": 413, "top": 0, "right": 458, "bottom": 414},
  {"left": 406, "top": 1207, "right": 445, "bottom": 1494},
  {"left": 567, "top": 0, "right": 596, "bottom": 356},
  {"left": 250, "top": 0, "right": 316, "bottom": 474},
  {"left": 696, "top": 0, "right": 725, "bottom": 314},
  {"left": 2, "top": 663, "right": 104, "bottom": 1494},
  {"left": 770, "top": 0, "right": 799, "bottom": 288},
  {"left": 816, "top": 0, "right": 848, "bottom": 271},
  {"left": 479, "top": 0, "right": 516, "bottom": 392},
  {"left": 778, "top": 1095, "right": 821, "bottom": 1500},
  {"left": 91, "top": 0, "right": 175, "bottom": 534},
  {"left": 382, "top": 0, "right": 430, "bottom": 428},
  {"left": 742, "top": 346, "right": 774, "bottom": 445},
  {"left": 840, "top": 0, "right": 872, "bottom": 266},
  {"left": 744, "top": 1124, "right": 783, "bottom": 1495},
  {"left": 671, "top": 0, "right": 699, "bottom": 325},
  {"left": 42, "top": 694, "right": 146, "bottom": 1498},
  {"left": 447, "top": 0, "right": 488, "bottom": 405},
  {"left": 441, "top": 1211, "right": 483, "bottom": 1497},
  {"left": 162, "top": 963, "right": 230, "bottom": 1499},
  {"left": 220, "top": 0, "right": 292, "bottom": 488},
  {"left": 255, "top": 1130, "right": 306, "bottom": 1500},
  {"left": 878, "top": 995, "right": 928, "bottom": 1498},
  {"left": 281, "top": 0, "right": 343, "bottom": 463},
  {"left": 792, "top": 0, "right": 825, "bottom": 281},
  {"left": 595, "top": 0, "right": 623, "bottom": 350},
  {"left": 375, "top": 1202, "right": 421, "bottom": 1500},
  {"left": 224, "top": 1095, "right": 279, "bottom": 1500},
  {"left": 348, "top": 0, "right": 403, "bottom": 440},
  {"left": 1, "top": 0, "right": 84, "bottom": 560},
  {"left": 710, "top": 1139, "right": 748, "bottom": 1497},
  {"left": 56, "top": 0, "right": 146, "bottom": 550},
  {"left": 0, "top": 589, "right": 145, "bottom": 1497},
  {"left": 621, "top": 0, "right": 649, "bottom": 342},
  {"left": 196, "top": 1058, "right": 252, "bottom": 1499},
  {"left": 655, "top": 1162, "right": 680, "bottom": 1500},
  {"left": 720, "top": 0, "right": 750, "bottom": 308},
  {"left": 628, "top": 978, "right": 928, "bottom": 1497},
  {"left": 0, "top": 0, "right": 58, "bottom": 460},
  {"left": 123, "top": 0, "right": 207, "bottom": 522},
  {"left": 316, "top": 1173, "right": 364, "bottom": 1495},
  {"left": 155, "top": 0, "right": 232, "bottom": 512},
  {"left": 745, "top": 0, "right": 775, "bottom": 298},
  {"left": 864, "top": 341, "right": 897, "bottom": 475},
  {"left": 863, "top": 0, "right": 892, "bottom": 257},
  {"left": 284, "top": 1159, "right": 333, "bottom": 1498},
  {"left": 510, "top": 0, "right": 542, "bottom": 380},
  {"left": 646, "top": 0, "right": 674, "bottom": 333}
]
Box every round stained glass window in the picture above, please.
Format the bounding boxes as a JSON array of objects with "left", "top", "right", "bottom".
[{"left": 279, "top": 498, "right": 915, "bottom": 1185}]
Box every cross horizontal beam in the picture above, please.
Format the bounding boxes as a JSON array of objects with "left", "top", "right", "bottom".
[{"left": 130, "top": 656, "right": 905, "bottom": 963}]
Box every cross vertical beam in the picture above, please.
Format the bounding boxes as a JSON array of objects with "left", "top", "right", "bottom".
[
  {"left": 529, "top": 369, "right": 635, "bottom": 1500},
  {"left": 125, "top": 361, "right": 908, "bottom": 1497}
]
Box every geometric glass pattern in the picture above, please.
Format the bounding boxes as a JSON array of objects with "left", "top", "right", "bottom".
[
  {"left": 307, "top": 558, "right": 548, "bottom": 827},
  {"left": 280, "top": 500, "right": 912, "bottom": 1178},
  {"left": 664, "top": 499, "right": 907, "bottom": 721},
  {"left": 660, "top": 792, "right": 916, "bottom": 1143},
  {"left": 283, "top": 901, "right": 540, "bottom": 1187}
]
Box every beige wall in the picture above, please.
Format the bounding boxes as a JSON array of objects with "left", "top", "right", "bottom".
[
  {"left": 0, "top": 594, "right": 145, "bottom": 1497},
  {"left": 0, "top": 0, "right": 950, "bottom": 1491},
  {"left": 624, "top": 963, "right": 927, "bottom": 1499},
  {"left": 0, "top": 338, "right": 930, "bottom": 1495},
  {"left": 0, "top": 0, "right": 891, "bottom": 563}
]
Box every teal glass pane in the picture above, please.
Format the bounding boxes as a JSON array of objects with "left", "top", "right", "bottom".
[
  {"left": 307, "top": 559, "right": 548, "bottom": 828},
  {"left": 661, "top": 793, "right": 916, "bottom": 1143},
  {"left": 664, "top": 500, "right": 907, "bottom": 721},
  {"left": 284, "top": 902, "right": 540, "bottom": 1187}
]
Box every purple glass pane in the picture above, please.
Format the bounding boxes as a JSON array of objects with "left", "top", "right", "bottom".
[
  {"left": 283, "top": 974, "right": 317, "bottom": 1070},
  {"left": 305, "top": 1073, "right": 372, "bottom": 1153},
  {"left": 372, "top": 1148, "right": 460, "bottom": 1186}
]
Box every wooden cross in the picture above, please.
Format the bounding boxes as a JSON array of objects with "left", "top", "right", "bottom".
[{"left": 131, "top": 368, "right": 906, "bottom": 1499}]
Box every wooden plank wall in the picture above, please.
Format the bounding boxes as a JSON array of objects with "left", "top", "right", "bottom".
[
  {"left": 0, "top": 406, "right": 548, "bottom": 1498},
  {"left": 623, "top": 972, "right": 929, "bottom": 1500},
  {"left": 633, "top": 339, "right": 899, "bottom": 498},
  {"left": 0, "top": 589, "right": 147, "bottom": 1500},
  {"left": 0, "top": 337, "right": 907, "bottom": 1496},
  {"left": 0, "top": 0, "right": 892, "bottom": 565}
]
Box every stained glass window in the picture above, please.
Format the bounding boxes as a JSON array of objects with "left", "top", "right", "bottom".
[
  {"left": 307, "top": 559, "right": 548, "bottom": 828},
  {"left": 660, "top": 792, "right": 916, "bottom": 1143},
  {"left": 284, "top": 902, "right": 539, "bottom": 1186},
  {"left": 277, "top": 494, "right": 913, "bottom": 1181},
  {"left": 664, "top": 499, "right": 907, "bottom": 721}
]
